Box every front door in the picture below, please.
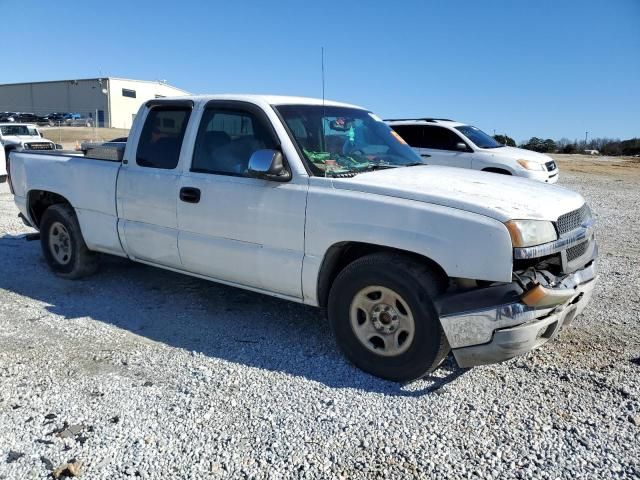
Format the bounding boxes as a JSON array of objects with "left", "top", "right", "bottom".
[
  {"left": 176, "top": 101, "right": 307, "bottom": 298},
  {"left": 117, "top": 102, "right": 193, "bottom": 268}
]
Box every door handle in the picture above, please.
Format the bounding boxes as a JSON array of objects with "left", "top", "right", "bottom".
[
  {"left": 420, "top": 153, "right": 431, "bottom": 158},
  {"left": 179, "top": 187, "right": 201, "bottom": 203}
]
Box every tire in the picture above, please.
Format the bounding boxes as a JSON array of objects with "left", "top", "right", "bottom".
[
  {"left": 40, "top": 204, "right": 98, "bottom": 279},
  {"left": 328, "top": 253, "right": 449, "bottom": 382}
]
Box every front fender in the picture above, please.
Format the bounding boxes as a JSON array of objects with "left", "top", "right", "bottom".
[{"left": 302, "top": 186, "right": 514, "bottom": 305}]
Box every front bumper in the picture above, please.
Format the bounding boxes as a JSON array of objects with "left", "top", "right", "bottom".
[
  {"left": 521, "top": 168, "right": 559, "bottom": 184},
  {"left": 438, "top": 262, "right": 597, "bottom": 368}
]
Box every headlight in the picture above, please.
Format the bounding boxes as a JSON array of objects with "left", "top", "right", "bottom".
[
  {"left": 505, "top": 219, "right": 557, "bottom": 247},
  {"left": 517, "top": 159, "right": 545, "bottom": 171}
]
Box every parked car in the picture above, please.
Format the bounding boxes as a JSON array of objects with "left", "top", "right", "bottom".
[
  {"left": 42, "top": 112, "right": 69, "bottom": 126},
  {"left": 387, "top": 118, "right": 559, "bottom": 183},
  {"left": 6, "top": 95, "right": 597, "bottom": 381},
  {"left": 65, "top": 114, "right": 94, "bottom": 127},
  {"left": 0, "top": 112, "right": 18, "bottom": 122},
  {"left": 0, "top": 142, "right": 5, "bottom": 182},
  {"left": 9, "top": 113, "right": 49, "bottom": 125},
  {"left": 1, "top": 123, "right": 57, "bottom": 157}
]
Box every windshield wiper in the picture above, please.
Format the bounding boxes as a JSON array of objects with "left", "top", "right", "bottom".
[
  {"left": 354, "top": 162, "right": 425, "bottom": 173},
  {"left": 366, "top": 163, "right": 398, "bottom": 171}
]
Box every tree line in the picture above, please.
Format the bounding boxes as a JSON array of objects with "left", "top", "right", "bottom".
[{"left": 492, "top": 134, "right": 640, "bottom": 156}]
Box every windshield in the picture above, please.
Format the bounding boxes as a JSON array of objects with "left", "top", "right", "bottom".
[
  {"left": 0, "top": 125, "right": 32, "bottom": 136},
  {"left": 275, "top": 105, "right": 423, "bottom": 176},
  {"left": 455, "top": 125, "right": 502, "bottom": 149}
]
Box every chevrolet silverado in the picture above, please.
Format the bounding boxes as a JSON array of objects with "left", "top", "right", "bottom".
[{"left": 6, "top": 95, "right": 597, "bottom": 381}]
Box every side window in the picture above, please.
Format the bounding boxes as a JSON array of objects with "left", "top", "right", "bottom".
[
  {"left": 390, "top": 125, "right": 421, "bottom": 147},
  {"left": 421, "top": 126, "right": 466, "bottom": 151},
  {"left": 191, "top": 108, "right": 276, "bottom": 176},
  {"left": 136, "top": 106, "right": 191, "bottom": 169}
]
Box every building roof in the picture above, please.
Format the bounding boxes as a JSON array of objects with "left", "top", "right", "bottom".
[{"left": 0, "top": 77, "right": 190, "bottom": 94}]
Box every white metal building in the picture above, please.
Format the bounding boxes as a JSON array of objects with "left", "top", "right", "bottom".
[{"left": 0, "top": 78, "right": 190, "bottom": 129}]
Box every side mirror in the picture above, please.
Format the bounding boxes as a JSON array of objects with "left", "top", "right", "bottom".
[
  {"left": 247, "top": 149, "right": 291, "bottom": 182},
  {"left": 456, "top": 142, "right": 468, "bottom": 151}
]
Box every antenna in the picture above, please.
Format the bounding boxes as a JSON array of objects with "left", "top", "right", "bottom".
[{"left": 321, "top": 47, "right": 326, "bottom": 107}]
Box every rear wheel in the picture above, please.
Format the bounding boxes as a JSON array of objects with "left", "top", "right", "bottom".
[
  {"left": 40, "top": 204, "right": 98, "bottom": 279},
  {"left": 328, "top": 253, "right": 449, "bottom": 381}
]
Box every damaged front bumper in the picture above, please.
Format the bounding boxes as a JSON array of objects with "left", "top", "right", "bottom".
[{"left": 437, "top": 261, "right": 597, "bottom": 368}]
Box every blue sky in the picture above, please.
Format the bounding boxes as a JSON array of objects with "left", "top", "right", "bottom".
[{"left": 2, "top": 0, "right": 638, "bottom": 142}]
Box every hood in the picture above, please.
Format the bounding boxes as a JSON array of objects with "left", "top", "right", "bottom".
[
  {"left": 1, "top": 135, "right": 50, "bottom": 145},
  {"left": 485, "top": 146, "right": 552, "bottom": 164},
  {"left": 331, "top": 165, "right": 584, "bottom": 222}
]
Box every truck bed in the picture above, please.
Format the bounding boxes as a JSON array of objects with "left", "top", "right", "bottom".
[{"left": 9, "top": 150, "right": 125, "bottom": 256}]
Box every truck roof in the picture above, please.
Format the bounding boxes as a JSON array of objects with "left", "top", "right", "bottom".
[
  {"left": 0, "top": 123, "right": 39, "bottom": 127},
  {"left": 153, "top": 94, "right": 365, "bottom": 110}
]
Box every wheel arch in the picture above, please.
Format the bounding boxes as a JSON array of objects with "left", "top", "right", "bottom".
[
  {"left": 27, "top": 189, "right": 74, "bottom": 228},
  {"left": 481, "top": 167, "right": 513, "bottom": 175},
  {"left": 316, "top": 241, "right": 449, "bottom": 309}
]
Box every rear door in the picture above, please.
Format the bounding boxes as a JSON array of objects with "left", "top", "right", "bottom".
[
  {"left": 389, "top": 125, "right": 428, "bottom": 162},
  {"left": 417, "top": 126, "right": 473, "bottom": 169},
  {"left": 116, "top": 101, "right": 193, "bottom": 267},
  {"left": 176, "top": 100, "right": 307, "bottom": 298}
]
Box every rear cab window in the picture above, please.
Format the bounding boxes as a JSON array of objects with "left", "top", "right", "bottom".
[{"left": 136, "top": 106, "right": 192, "bottom": 169}]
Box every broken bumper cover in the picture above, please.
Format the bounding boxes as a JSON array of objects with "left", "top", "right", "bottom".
[{"left": 438, "top": 262, "right": 597, "bottom": 368}]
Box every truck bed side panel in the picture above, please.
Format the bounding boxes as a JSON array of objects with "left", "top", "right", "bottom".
[{"left": 10, "top": 152, "right": 125, "bottom": 256}]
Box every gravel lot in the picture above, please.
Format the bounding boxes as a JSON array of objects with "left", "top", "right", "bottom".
[{"left": 0, "top": 159, "right": 639, "bottom": 479}]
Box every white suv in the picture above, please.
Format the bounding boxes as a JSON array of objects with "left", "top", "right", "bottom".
[
  {"left": 0, "top": 142, "right": 5, "bottom": 183},
  {"left": 387, "top": 118, "right": 559, "bottom": 183}
]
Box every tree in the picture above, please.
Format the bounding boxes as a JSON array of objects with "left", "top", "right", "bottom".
[
  {"left": 620, "top": 138, "right": 640, "bottom": 156},
  {"left": 556, "top": 137, "right": 572, "bottom": 150},
  {"left": 543, "top": 139, "right": 557, "bottom": 153},
  {"left": 520, "top": 137, "right": 557, "bottom": 153},
  {"left": 493, "top": 134, "right": 516, "bottom": 147},
  {"left": 520, "top": 137, "right": 544, "bottom": 152}
]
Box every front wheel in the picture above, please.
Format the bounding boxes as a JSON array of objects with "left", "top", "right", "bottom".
[
  {"left": 328, "top": 253, "right": 449, "bottom": 382},
  {"left": 40, "top": 204, "right": 98, "bottom": 279}
]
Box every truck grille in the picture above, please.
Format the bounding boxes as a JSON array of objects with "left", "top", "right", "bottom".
[
  {"left": 545, "top": 160, "right": 556, "bottom": 171},
  {"left": 25, "top": 142, "right": 54, "bottom": 150},
  {"left": 566, "top": 241, "right": 588, "bottom": 262},
  {"left": 556, "top": 204, "right": 590, "bottom": 236}
]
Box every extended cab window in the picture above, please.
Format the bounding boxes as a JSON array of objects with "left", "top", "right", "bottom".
[
  {"left": 191, "top": 108, "right": 276, "bottom": 176},
  {"left": 421, "top": 126, "right": 467, "bottom": 151},
  {"left": 136, "top": 107, "right": 191, "bottom": 169}
]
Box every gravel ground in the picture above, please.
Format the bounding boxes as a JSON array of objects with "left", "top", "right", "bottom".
[{"left": 0, "top": 164, "right": 639, "bottom": 479}]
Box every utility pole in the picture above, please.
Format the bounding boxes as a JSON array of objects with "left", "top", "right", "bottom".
[{"left": 585, "top": 131, "right": 588, "bottom": 146}]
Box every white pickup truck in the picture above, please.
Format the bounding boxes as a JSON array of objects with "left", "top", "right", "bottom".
[
  {"left": 7, "top": 95, "right": 598, "bottom": 381},
  {"left": 1, "top": 123, "right": 57, "bottom": 157}
]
